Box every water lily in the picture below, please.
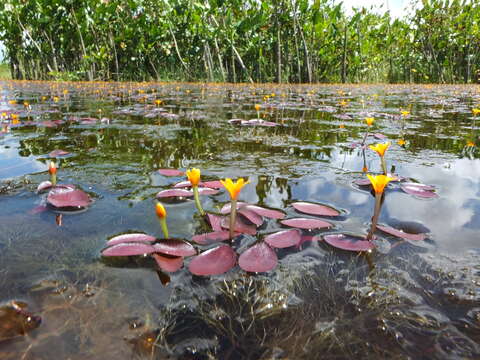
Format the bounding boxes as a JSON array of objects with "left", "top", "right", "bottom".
[
  {"left": 254, "top": 104, "right": 261, "bottom": 118},
  {"left": 155, "top": 202, "right": 169, "bottom": 238},
  {"left": 369, "top": 142, "right": 390, "bottom": 174},
  {"left": 397, "top": 139, "right": 406, "bottom": 146},
  {"left": 366, "top": 174, "right": 394, "bottom": 240},
  {"left": 186, "top": 168, "right": 204, "bottom": 215},
  {"left": 365, "top": 117, "right": 374, "bottom": 126},
  {"left": 472, "top": 108, "right": 480, "bottom": 116},
  {"left": 401, "top": 110, "right": 410, "bottom": 117},
  {"left": 466, "top": 140, "right": 475, "bottom": 147},
  {"left": 48, "top": 161, "right": 57, "bottom": 186},
  {"left": 220, "top": 178, "right": 250, "bottom": 239}
]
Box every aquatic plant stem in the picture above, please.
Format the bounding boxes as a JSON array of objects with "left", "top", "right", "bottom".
[
  {"left": 380, "top": 156, "right": 387, "bottom": 175},
  {"left": 229, "top": 199, "right": 237, "bottom": 239},
  {"left": 50, "top": 173, "right": 57, "bottom": 186},
  {"left": 366, "top": 193, "right": 383, "bottom": 241},
  {"left": 159, "top": 217, "right": 169, "bottom": 239},
  {"left": 192, "top": 186, "right": 205, "bottom": 216}
]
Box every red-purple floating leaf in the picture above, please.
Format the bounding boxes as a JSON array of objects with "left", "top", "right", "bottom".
[
  {"left": 264, "top": 229, "right": 301, "bottom": 248},
  {"left": 188, "top": 245, "right": 237, "bottom": 276},
  {"left": 106, "top": 233, "right": 156, "bottom": 246},
  {"left": 292, "top": 202, "right": 340, "bottom": 217},
  {"left": 401, "top": 182, "right": 436, "bottom": 191},
  {"left": 400, "top": 184, "right": 438, "bottom": 198},
  {"left": 197, "top": 187, "right": 219, "bottom": 196},
  {"left": 202, "top": 180, "right": 224, "bottom": 189},
  {"left": 101, "top": 242, "right": 156, "bottom": 256},
  {"left": 354, "top": 179, "right": 372, "bottom": 186},
  {"left": 324, "top": 234, "right": 375, "bottom": 252},
  {"left": 157, "top": 169, "right": 185, "bottom": 176},
  {"left": 238, "top": 243, "right": 278, "bottom": 272},
  {"left": 206, "top": 213, "right": 223, "bottom": 232},
  {"left": 220, "top": 201, "right": 244, "bottom": 214},
  {"left": 221, "top": 216, "right": 257, "bottom": 235},
  {"left": 173, "top": 180, "right": 194, "bottom": 188},
  {"left": 372, "top": 133, "right": 387, "bottom": 140},
  {"left": 152, "top": 239, "right": 196, "bottom": 257},
  {"left": 48, "top": 149, "right": 69, "bottom": 157},
  {"left": 191, "top": 231, "right": 234, "bottom": 245},
  {"left": 156, "top": 189, "right": 193, "bottom": 198},
  {"left": 238, "top": 208, "right": 263, "bottom": 226},
  {"left": 152, "top": 253, "right": 183, "bottom": 273},
  {"left": 37, "top": 181, "right": 53, "bottom": 193},
  {"left": 376, "top": 225, "right": 426, "bottom": 241},
  {"left": 280, "top": 218, "right": 332, "bottom": 230},
  {"left": 47, "top": 186, "right": 91, "bottom": 208},
  {"left": 245, "top": 205, "right": 285, "bottom": 219}
]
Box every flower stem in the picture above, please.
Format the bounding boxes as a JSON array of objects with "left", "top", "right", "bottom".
[
  {"left": 380, "top": 156, "right": 387, "bottom": 175},
  {"left": 51, "top": 173, "right": 57, "bottom": 186},
  {"left": 192, "top": 186, "right": 205, "bottom": 216},
  {"left": 366, "top": 193, "right": 383, "bottom": 241},
  {"left": 229, "top": 199, "right": 237, "bottom": 239},
  {"left": 159, "top": 217, "right": 169, "bottom": 239}
]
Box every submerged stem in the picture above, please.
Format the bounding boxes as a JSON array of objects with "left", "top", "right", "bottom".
[
  {"left": 192, "top": 186, "right": 205, "bottom": 216},
  {"left": 366, "top": 193, "right": 383, "bottom": 241},
  {"left": 159, "top": 217, "right": 169, "bottom": 239},
  {"left": 229, "top": 199, "right": 237, "bottom": 239}
]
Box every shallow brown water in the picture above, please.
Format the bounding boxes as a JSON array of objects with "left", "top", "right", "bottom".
[{"left": 0, "top": 81, "right": 479, "bottom": 359}]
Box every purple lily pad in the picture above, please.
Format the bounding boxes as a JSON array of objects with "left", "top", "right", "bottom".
[
  {"left": 202, "top": 180, "right": 224, "bottom": 189},
  {"left": 221, "top": 216, "right": 257, "bottom": 235},
  {"left": 292, "top": 202, "right": 340, "bottom": 217},
  {"left": 207, "top": 213, "right": 224, "bottom": 232},
  {"left": 372, "top": 133, "right": 387, "bottom": 140},
  {"left": 238, "top": 208, "right": 263, "bottom": 226},
  {"left": 354, "top": 179, "right": 372, "bottom": 186},
  {"left": 264, "top": 229, "right": 301, "bottom": 248},
  {"left": 47, "top": 186, "right": 91, "bottom": 208},
  {"left": 37, "top": 181, "right": 53, "bottom": 193},
  {"left": 324, "top": 234, "right": 375, "bottom": 252},
  {"left": 238, "top": 243, "right": 278, "bottom": 272},
  {"left": 152, "top": 253, "right": 183, "bottom": 273},
  {"left": 157, "top": 169, "right": 185, "bottom": 176},
  {"left": 401, "top": 182, "right": 436, "bottom": 191},
  {"left": 49, "top": 149, "right": 70, "bottom": 157},
  {"left": 400, "top": 184, "right": 438, "bottom": 198},
  {"left": 156, "top": 189, "right": 193, "bottom": 198},
  {"left": 188, "top": 245, "right": 237, "bottom": 276},
  {"left": 376, "top": 225, "right": 426, "bottom": 241},
  {"left": 152, "top": 239, "right": 196, "bottom": 257},
  {"left": 245, "top": 205, "right": 285, "bottom": 219},
  {"left": 197, "top": 187, "right": 219, "bottom": 196},
  {"left": 191, "top": 231, "right": 234, "bottom": 245},
  {"left": 106, "top": 233, "right": 156, "bottom": 246},
  {"left": 101, "top": 242, "right": 156, "bottom": 256},
  {"left": 173, "top": 180, "right": 195, "bottom": 188},
  {"left": 280, "top": 218, "right": 332, "bottom": 230}
]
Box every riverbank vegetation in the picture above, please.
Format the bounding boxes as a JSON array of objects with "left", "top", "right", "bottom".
[{"left": 0, "top": 0, "right": 478, "bottom": 83}]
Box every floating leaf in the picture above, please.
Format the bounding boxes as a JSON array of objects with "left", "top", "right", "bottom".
[
  {"left": 152, "top": 239, "right": 196, "bottom": 256},
  {"left": 156, "top": 189, "right": 193, "bottom": 198},
  {"left": 376, "top": 225, "right": 426, "bottom": 241},
  {"left": 400, "top": 184, "right": 438, "bottom": 198},
  {"left": 157, "top": 169, "right": 185, "bottom": 176},
  {"left": 221, "top": 216, "right": 257, "bottom": 235},
  {"left": 372, "top": 133, "right": 387, "bottom": 140},
  {"left": 101, "top": 242, "right": 156, "bottom": 256},
  {"left": 401, "top": 182, "right": 436, "bottom": 191},
  {"left": 191, "top": 231, "right": 234, "bottom": 245},
  {"left": 354, "top": 179, "right": 372, "bottom": 186},
  {"left": 46, "top": 186, "right": 91, "bottom": 208},
  {"left": 264, "top": 229, "right": 301, "bottom": 248},
  {"left": 152, "top": 253, "right": 183, "bottom": 273},
  {"left": 106, "top": 233, "right": 156, "bottom": 247},
  {"left": 206, "top": 213, "right": 224, "bottom": 232},
  {"left": 197, "top": 187, "right": 219, "bottom": 196},
  {"left": 188, "top": 245, "right": 237, "bottom": 276},
  {"left": 324, "top": 234, "right": 375, "bottom": 252},
  {"left": 173, "top": 180, "right": 195, "bottom": 188},
  {"left": 244, "top": 205, "right": 285, "bottom": 219},
  {"left": 292, "top": 202, "right": 340, "bottom": 217},
  {"left": 238, "top": 243, "right": 278, "bottom": 272},
  {"left": 280, "top": 218, "right": 332, "bottom": 229},
  {"left": 238, "top": 208, "right": 263, "bottom": 226},
  {"left": 49, "top": 149, "right": 70, "bottom": 157},
  {"left": 202, "top": 180, "right": 224, "bottom": 189},
  {"left": 37, "top": 181, "right": 53, "bottom": 193}
]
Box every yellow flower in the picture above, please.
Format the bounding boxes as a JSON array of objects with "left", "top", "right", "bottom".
[
  {"left": 401, "top": 110, "right": 410, "bottom": 117},
  {"left": 254, "top": 104, "right": 261, "bottom": 111},
  {"left": 48, "top": 161, "right": 57, "bottom": 175},
  {"left": 369, "top": 142, "right": 391, "bottom": 157},
  {"left": 366, "top": 174, "right": 394, "bottom": 194},
  {"left": 155, "top": 202, "right": 167, "bottom": 219},
  {"left": 154, "top": 99, "right": 162, "bottom": 106},
  {"left": 362, "top": 166, "right": 368, "bottom": 173},
  {"left": 339, "top": 124, "right": 345, "bottom": 129},
  {"left": 365, "top": 117, "right": 374, "bottom": 126},
  {"left": 397, "top": 139, "right": 406, "bottom": 146},
  {"left": 466, "top": 141, "right": 475, "bottom": 147},
  {"left": 220, "top": 178, "right": 250, "bottom": 200},
  {"left": 8, "top": 100, "right": 16, "bottom": 105},
  {"left": 53, "top": 96, "right": 59, "bottom": 102},
  {"left": 472, "top": 108, "right": 480, "bottom": 116},
  {"left": 186, "top": 168, "right": 201, "bottom": 186}
]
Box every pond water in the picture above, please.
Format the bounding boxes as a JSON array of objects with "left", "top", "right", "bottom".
[{"left": 0, "top": 81, "right": 479, "bottom": 359}]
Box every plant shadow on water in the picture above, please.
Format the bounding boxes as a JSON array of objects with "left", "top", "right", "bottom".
[{"left": 0, "top": 82, "right": 480, "bottom": 359}]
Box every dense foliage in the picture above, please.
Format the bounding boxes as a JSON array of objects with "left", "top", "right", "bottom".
[{"left": 0, "top": 0, "right": 479, "bottom": 83}]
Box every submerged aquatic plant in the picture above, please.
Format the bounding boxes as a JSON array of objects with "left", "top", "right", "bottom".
[
  {"left": 369, "top": 142, "right": 390, "bottom": 175},
  {"left": 366, "top": 174, "right": 394, "bottom": 240},
  {"left": 220, "top": 178, "right": 250, "bottom": 239},
  {"left": 186, "top": 168, "right": 205, "bottom": 216}
]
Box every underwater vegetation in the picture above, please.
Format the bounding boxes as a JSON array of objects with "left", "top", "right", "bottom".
[{"left": 0, "top": 81, "right": 479, "bottom": 359}]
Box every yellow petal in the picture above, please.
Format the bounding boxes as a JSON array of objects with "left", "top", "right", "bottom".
[
  {"left": 155, "top": 202, "right": 167, "bottom": 218},
  {"left": 366, "top": 174, "right": 394, "bottom": 194},
  {"left": 186, "top": 168, "right": 201, "bottom": 186}
]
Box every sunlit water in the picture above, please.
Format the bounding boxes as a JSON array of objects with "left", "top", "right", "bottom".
[{"left": 0, "top": 81, "right": 479, "bottom": 359}]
